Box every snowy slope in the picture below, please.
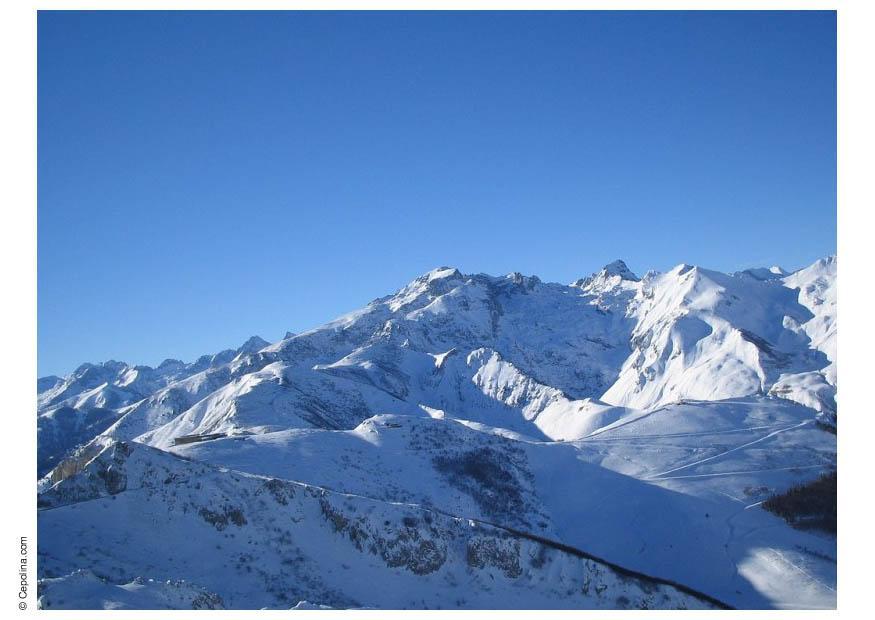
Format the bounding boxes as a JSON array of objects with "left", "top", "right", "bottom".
[
  {"left": 38, "top": 440, "right": 720, "bottom": 610},
  {"left": 774, "top": 256, "right": 837, "bottom": 422},
  {"left": 783, "top": 256, "right": 836, "bottom": 366},
  {"left": 171, "top": 405, "right": 836, "bottom": 609},
  {"left": 37, "top": 256, "right": 837, "bottom": 609},
  {"left": 600, "top": 264, "right": 824, "bottom": 410}
]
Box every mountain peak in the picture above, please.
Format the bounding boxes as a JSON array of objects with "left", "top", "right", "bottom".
[
  {"left": 732, "top": 265, "right": 789, "bottom": 282},
  {"left": 572, "top": 259, "right": 639, "bottom": 289},
  {"left": 423, "top": 266, "right": 462, "bottom": 282},
  {"left": 391, "top": 267, "right": 464, "bottom": 303},
  {"left": 602, "top": 259, "right": 638, "bottom": 280},
  {"left": 505, "top": 271, "right": 541, "bottom": 288},
  {"left": 157, "top": 358, "right": 184, "bottom": 369},
  {"left": 812, "top": 254, "right": 837, "bottom": 271},
  {"left": 237, "top": 335, "right": 269, "bottom": 354}
]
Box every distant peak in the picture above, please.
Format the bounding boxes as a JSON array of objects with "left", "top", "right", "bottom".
[
  {"left": 815, "top": 255, "right": 837, "bottom": 268},
  {"left": 400, "top": 266, "right": 463, "bottom": 293},
  {"left": 732, "top": 265, "right": 789, "bottom": 282},
  {"left": 601, "top": 259, "right": 639, "bottom": 281},
  {"left": 506, "top": 271, "right": 540, "bottom": 284},
  {"left": 572, "top": 259, "right": 639, "bottom": 289},
  {"left": 73, "top": 360, "right": 127, "bottom": 376},
  {"left": 423, "top": 266, "right": 462, "bottom": 282},
  {"left": 237, "top": 335, "right": 269, "bottom": 354},
  {"left": 784, "top": 255, "right": 836, "bottom": 280},
  {"left": 158, "top": 358, "right": 184, "bottom": 369}
]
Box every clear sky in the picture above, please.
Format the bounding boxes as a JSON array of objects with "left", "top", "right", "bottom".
[{"left": 38, "top": 10, "right": 836, "bottom": 377}]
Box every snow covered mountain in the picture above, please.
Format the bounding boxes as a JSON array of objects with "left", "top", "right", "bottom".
[{"left": 37, "top": 256, "right": 837, "bottom": 609}]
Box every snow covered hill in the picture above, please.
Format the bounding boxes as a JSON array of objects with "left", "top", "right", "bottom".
[
  {"left": 37, "top": 256, "right": 837, "bottom": 609},
  {"left": 39, "top": 439, "right": 726, "bottom": 610}
]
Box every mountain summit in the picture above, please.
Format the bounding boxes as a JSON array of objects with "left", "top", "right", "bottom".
[
  {"left": 600, "top": 258, "right": 639, "bottom": 280},
  {"left": 571, "top": 259, "right": 640, "bottom": 289}
]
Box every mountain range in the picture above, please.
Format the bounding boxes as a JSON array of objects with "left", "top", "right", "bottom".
[{"left": 36, "top": 256, "right": 837, "bottom": 609}]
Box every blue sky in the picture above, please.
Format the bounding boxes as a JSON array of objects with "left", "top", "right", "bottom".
[{"left": 38, "top": 11, "right": 836, "bottom": 376}]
